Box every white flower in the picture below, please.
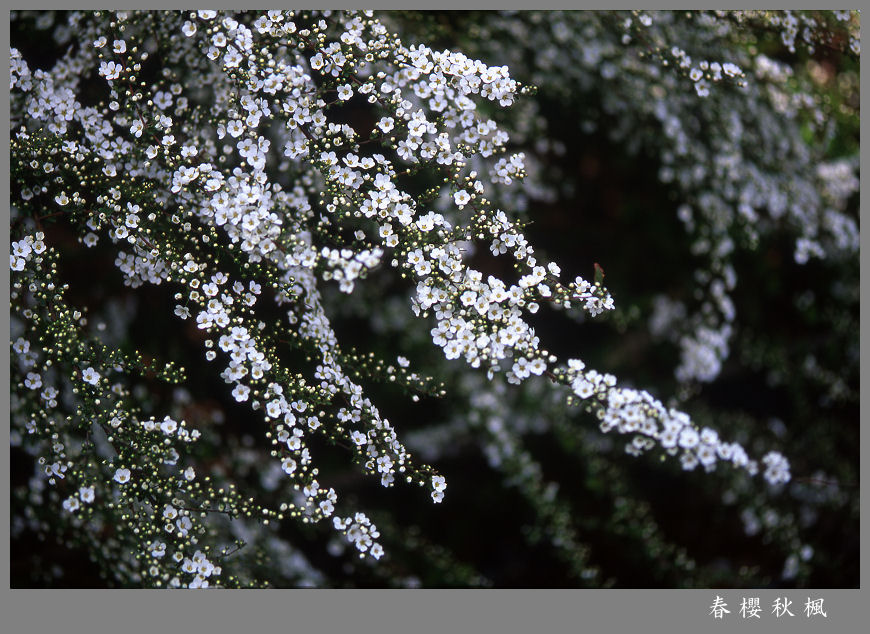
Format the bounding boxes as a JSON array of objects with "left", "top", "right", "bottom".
[
  {"left": 572, "top": 377, "right": 594, "bottom": 399},
  {"left": 678, "top": 427, "right": 699, "bottom": 449},
  {"left": 160, "top": 418, "right": 178, "bottom": 435},
  {"left": 337, "top": 84, "right": 353, "bottom": 100},
  {"left": 82, "top": 367, "right": 100, "bottom": 385},
  {"left": 62, "top": 496, "right": 80, "bottom": 512},
  {"left": 176, "top": 516, "right": 193, "bottom": 536},
  {"left": 699, "top": 428, "right": 719, "bottom": 445},
  {"left": 232, "top": 384, "right": 250, "bottom": 402},
  {"left": 154, "top": 91, "right": 173, "bottom": 110},
  {"left": 529, "top": 358, "right": 546, "bottom": 375},
  {"left": 377, "top": 116, "right": 394, "bottom": 133},
  {"left": 79, "top": 486, "right": 95, "bottom": 503},
  {"left": 512, "top": 358, "right": 530, "bottom": 379},
  {"left": 227, "top": 120, "right": 244, "bottom": 137},
  {"left": 99, "top": 60, "right": 122, "bottom": 80},
  {"left": 265, "top": 400, "right": 282, "bottom": 418},
  {"left": 24, "top": 372, "right": 42, "bottom": 390},
  {"left": 113, "top": 39, "right": 126, "bottom": 54},
  {"left": 113, "top": 468, "right": 131, "bottom": 484},
  {"left": 432, "top": 474, "right": 447, "bottom": 492},
  {"left": 12, "top": 240, "right": 32, "bottom": 259},
  {"left": 453, "top": 190, "right": 471, "bottom": 207},
  {"left": 762, "top": 451, "right": 791, "bottom": 485},
  {"left": 722, "top": 62, "right": 741, "bottom": 77}
]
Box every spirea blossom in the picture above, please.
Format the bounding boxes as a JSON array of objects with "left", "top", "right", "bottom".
[{"left": 9, "top": 9, "right": 856, "bottom": 589}]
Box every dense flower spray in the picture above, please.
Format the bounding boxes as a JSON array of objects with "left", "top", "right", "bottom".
[{"left": 10, "top": 10, "right": 858, "bottom": 588}]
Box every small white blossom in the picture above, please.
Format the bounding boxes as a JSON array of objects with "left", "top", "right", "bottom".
[
  {"left": 81, "top": 367, "right": 100, "bottom": 385},
  {"left": 113, "top": 468, "right": 131, "bottom": 484}
]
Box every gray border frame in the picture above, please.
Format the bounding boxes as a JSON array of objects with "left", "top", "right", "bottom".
[{"left": 3, "top": 1, "right": 865, "bottom": 632}]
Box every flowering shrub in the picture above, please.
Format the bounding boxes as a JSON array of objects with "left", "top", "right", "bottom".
[{"left": 10, "top": 10, "right": 858, "bottom": 587}]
